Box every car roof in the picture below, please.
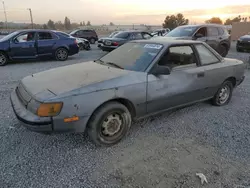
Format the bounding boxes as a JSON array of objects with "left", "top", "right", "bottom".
[
  {"left": 13, "top": 29, "right": 56, "bottom": 33},
  {"left": 119, "top": 30, "right": 145, "bottom": 33},
  {"left": 133, "top": 37, "right": 204, "bottom": 46},
  {"left": 178, "top": 24, "right": 226, "bottom": 28}
]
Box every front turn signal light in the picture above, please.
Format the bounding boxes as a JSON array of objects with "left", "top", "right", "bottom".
[{"left": 37, "top": 102, "right": 63, "bottom": 117}]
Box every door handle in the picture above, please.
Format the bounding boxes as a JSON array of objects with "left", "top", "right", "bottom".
[{"left": 197, "top": 72, "right": 205, "bottom": 77}]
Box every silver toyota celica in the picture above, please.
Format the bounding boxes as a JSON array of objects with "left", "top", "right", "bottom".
[{"left": 10, "top": 37, "right": 246, "bottom": 146}]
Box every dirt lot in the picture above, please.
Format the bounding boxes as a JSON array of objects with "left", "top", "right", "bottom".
[{"left": 0, "top": 42, "right": 250, "bottom": 188}]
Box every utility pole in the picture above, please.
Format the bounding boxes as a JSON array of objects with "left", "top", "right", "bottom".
[
  {"left": 2, "top": 1, "right": 7, "bottom": 30},
  {"left": 28, "top": 8, "right": 34, "bottom": 29}
]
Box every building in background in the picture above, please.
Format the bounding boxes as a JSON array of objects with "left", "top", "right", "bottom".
[{"left": 231, "top": 22, "right": 250, "bottom": 41}]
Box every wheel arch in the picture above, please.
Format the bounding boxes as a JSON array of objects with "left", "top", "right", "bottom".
[
  {"left": 225, "top": 76, "right": 236, "bottom": 87},
  {"left": 87, "top": 98, "right": 137, "bottom": 125}
]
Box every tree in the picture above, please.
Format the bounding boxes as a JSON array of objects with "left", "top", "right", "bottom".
[
  {"left": 82, "top": 21, "right": 85, "bottom": 26},
  {"left": 162, "top": 13, "right": 189, "bottom": 29},
  {"left": 47, "top": 19, "right": 55, "bottom": 29},
  {"left": 64, "top": 16, "right": 71, "bottom": 30},
  {"left": 205, "top": 17, "right": 222, "bottom": 24},
  {"left": 55, "top": 21, "right": 64, "bottom": 30},
  {"left": 224, "top": 16, "right": 242, "bottom": 25},
  {"left": 109, "top": 22, "right": 114, "bottom": 26},
  {"left": 86, "top": 21, "right": 91, "bottom": 26}
]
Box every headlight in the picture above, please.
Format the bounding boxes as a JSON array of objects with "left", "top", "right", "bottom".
[{"left": 37, "top": 102, "right": 63, "bottom": 117}]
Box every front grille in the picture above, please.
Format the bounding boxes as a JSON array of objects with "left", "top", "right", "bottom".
[
  {"left": 16, "top": 83, "right": 32, "bottom": 107},
  {"left": 237, "top": 41, "right": 250, "bottom": 47}
]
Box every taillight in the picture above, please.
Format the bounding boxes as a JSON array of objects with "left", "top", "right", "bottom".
[
  {"left": 113, "top": 42, "right": 118, "bottom": 46},
  {"left": 74, "top": 39, "right": 77, "bottom": 44}
]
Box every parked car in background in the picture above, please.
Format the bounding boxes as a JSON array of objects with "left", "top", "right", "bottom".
[
  {"left": 0, "top": 29, "right": 79, "bottom": 66},
  {"left": 10, "top": 38, "right": 245, "bottom": 146},
  {"left": 151, "top": 28, "right": 170, "bottom": 36},
  {"left": 100, "top": 30, "right": 153, "bottom": 52},
  {"left": 55, "top": 31, "right": 91, "bottom": 51},
  {"left": 69, "top": 29, "right": 98, "bottom": 44},
  {"left": 236, "top": 33, "right": 250, "bottom": 52},
  {"left": 162, "top": 24, "right": 231, "bottom": 57},
  {"left": 98, "top": 31, "right": 121, "bottom": 48}
]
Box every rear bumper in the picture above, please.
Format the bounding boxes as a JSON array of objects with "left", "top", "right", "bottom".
[
  {"left": 10, "top": 90, "right": 53, "bottom": 132},
  {"left": 69, "top": 45, "right": 79, "bottom": 55}
]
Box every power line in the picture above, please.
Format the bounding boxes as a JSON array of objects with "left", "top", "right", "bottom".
[{"left": 2, "top": 1, "right": 7, "bottom": 29}]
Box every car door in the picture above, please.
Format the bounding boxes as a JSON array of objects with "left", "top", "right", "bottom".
[
  {"left": 206, "top": 26, "right": 220, "bottom": 50},
  {"left": 37, "top": 31, "right": 58, "bottom": 56},
  {"left": 9, "top": 31, "right": 37, "bottom": 59},
  {"left": 146, "top": 45, "right": 206, "bottom": 114},
  {"left": 193, "top": 27, "right": 208, "bottom": 43},
  {"left": 194, "top": 43, "right": 225, "bottom": 98}
]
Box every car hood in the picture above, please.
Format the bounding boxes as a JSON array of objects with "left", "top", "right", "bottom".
[
  {"left": 239, "top": 35, "right": 250, "bottom": 40},
  {"left": 21, "top": 61, "right": 130, "bottom": 100}
]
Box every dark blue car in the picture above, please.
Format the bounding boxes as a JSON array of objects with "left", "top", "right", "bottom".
[{"left": 0, "top": 29, "right": 79, "bottom": 66}]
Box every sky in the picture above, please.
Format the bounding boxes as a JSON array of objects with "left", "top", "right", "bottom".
[{"left": 0, "top": 0, "right": 250, "bottom": 24}]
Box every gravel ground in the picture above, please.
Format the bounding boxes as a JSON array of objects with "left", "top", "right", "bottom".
[{"left": 0, "top": 43, "right": 250, "bottom": 188}]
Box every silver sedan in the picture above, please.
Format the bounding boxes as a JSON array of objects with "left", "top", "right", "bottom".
[{"left": 10, "top": 38, "right": 246, "bottom": 146}]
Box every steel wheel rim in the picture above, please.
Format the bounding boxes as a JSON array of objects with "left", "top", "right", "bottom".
[
  {"left": 101, "top": 113, "right": 123, "bottom": 139},
  {"left": 0, "top": 54, "right": 6, "bottom": 65},
  {"left": 218, "top": 85, "right": 230, "bottom": 104},
  {"left": 57, "top": 49, "right": 67, "bottom": 60}
]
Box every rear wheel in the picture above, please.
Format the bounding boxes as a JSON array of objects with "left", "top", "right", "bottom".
[
  {"left": 87, "top": 102, "right": 132, "bottom": 147},
  {"left": 212, "top": 80, "right": 233, "bottom": 106},
  {"left": 219, "top": 44, "right": 228, "bottom": 57},
  {"left": 90, "top": 38, "right": 96, "bottom": 44},
  {"left": 0, "top": 52, "right": 7, "bottom": 66},
  {"left": 55, "top": 48, "right": 68, "bottom": 61}
]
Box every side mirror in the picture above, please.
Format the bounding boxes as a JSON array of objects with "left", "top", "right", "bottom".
[
  {"left": 151, "top": 65, "right": 171, "bottom": 75},
  {"left": 194, "top": 33, "right": 204, "bottom": 39}
]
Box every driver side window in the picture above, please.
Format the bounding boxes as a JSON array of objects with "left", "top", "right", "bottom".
[
  {"left": 15, "top": 32, "right": 36, "bottom": 43},
  {"left": 195, "top": 27, "right": 207, "bottom": 37},
  {"left": 157, "top": 45, "right": 197, "bottom": 69}
]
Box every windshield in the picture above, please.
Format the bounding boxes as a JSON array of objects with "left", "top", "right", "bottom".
[
  {"left": 109, "top": 31, "right": 120, "bottom": 38},
  {"left": 56, "top": 31, "right": 71, "bottom": 38},
  {"left": 113, "top": 32, "right": 130, "bottom": 39},
  {"left": 98, "top": 42, "right": 163, "bottom": 72},
  {"left": 165, "top": 26, "right": 197, "bottom": 37},
  {"left": 69, "top": 30, "right": 78, "bottom": 35},
  {"left": 0, "top": 31, "right": 19, "bottom": 41}
]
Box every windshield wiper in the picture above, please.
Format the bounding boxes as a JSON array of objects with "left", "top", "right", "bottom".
[{"left": 105, "top": 62, "right": 123, "bottom": 69}]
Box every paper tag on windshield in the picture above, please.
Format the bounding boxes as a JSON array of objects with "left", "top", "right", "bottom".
[{"left": 144, "top": 44, "right": 162, "bottom": 49}]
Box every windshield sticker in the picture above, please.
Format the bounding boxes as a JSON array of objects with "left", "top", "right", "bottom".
[{"left": 144, "top": 44, "right": 162, "bottom": 49}]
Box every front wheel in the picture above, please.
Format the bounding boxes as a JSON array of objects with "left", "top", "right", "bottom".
[
  {"left": 0, "top": 52, "right": 8, "bottom": 66},
  {"left": 87, "top": 102, "right": 132, "bottom": 147},
  {"left": 90, "top": 38, "right": 96, "bottom": 44},
  {"left": 55, "top": 48, "right": 68, "bottom": 61},
  {"left": 212, "top": 81, "right": 233, "bottom": 106}
]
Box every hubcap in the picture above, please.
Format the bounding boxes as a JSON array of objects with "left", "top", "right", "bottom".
[
  {"left": 0, "top": 54, "right": 6, "bottom": 65},
  {"left": 57, "top": 49, "right": 67, "bottom": 60},
  {"left": 101, "top": 113, "right": 122, "bottom": 137},
  {"left": 218, "top": 85, "right": 230, "bottom": 104}
]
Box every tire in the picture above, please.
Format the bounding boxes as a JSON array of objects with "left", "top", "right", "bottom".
[
  {"left": 87, "top": 101, "right": 132, "bottom": 147},
  {"left": 78, "top": 43, "right": 84, "bottom": 51},
  {"left": 219, "top": 44, "right": 228, "bottom": 57},
  {"left": 212, "top": 80, "right": 233, "bottom": 106},
  {"left": 55, "top": 48, "right": 68, "bottom": 61},
  {"left": 84, "top": 44, "right": 91, "bottom": 51},
  {"left": 90, "top": 38, "right": 96, "bottom": 44},
  {"left": 0, "top": 52, "right": 8, "bottom": 66},
  {"left": 236, "top": 47, "right": 243, "bottom": 52}
]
